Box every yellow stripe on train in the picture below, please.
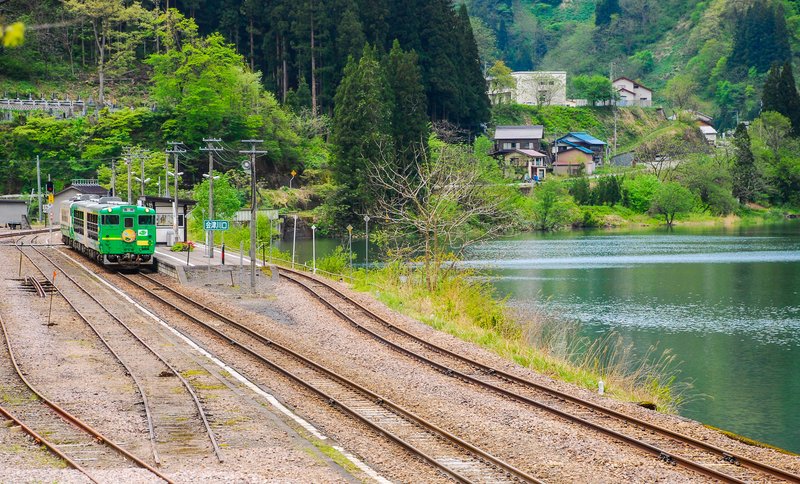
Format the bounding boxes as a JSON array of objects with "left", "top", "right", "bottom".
[{"left": 136, "top": 240, "right": 150, "bottom": 246}]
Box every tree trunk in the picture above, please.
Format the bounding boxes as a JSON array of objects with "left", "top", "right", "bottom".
[
  {"left": 249, "top": 18, "right": 255, "bottom": 71},
  {"left": 310, "top": 2, "right": 317, "bottom": 115}
]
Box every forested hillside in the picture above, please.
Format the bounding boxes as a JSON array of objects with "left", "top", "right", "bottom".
[
  {"left": 466, "top": 0, "right": 800, "bottom": 129},
  {"left": 0, "top": 0, "right": 488, "bottom": 130}
]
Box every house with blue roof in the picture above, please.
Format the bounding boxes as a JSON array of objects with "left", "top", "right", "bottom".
[{"left": 553, "top": 132, "right": 607, "bottom": 176}]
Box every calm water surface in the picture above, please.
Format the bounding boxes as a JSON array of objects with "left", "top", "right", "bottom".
[{"left": 463, "top": 223, "right": 800, "bottom": 453}]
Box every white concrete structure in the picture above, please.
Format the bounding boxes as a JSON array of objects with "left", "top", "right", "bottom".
[
  {"left": 490, "top": 71, "right": 568, "bottom": 106},
  {"left": 613, "top": 77, "right": 653, "bottom": 107},
  {"left": 0, "top": 200, "right": 28, "bottom": 228}
]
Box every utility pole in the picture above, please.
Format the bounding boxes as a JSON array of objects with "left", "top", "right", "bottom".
[
  {"left": 163, "top": 153, "right": 171, "bottom": 198},
  {"left": 110, "top": 159, "right": 116, "bottom": 197},
  {"left": 123, "top": 147, "right": 133, "bottom": 204},
  {"left": 166, "top": 142, "right": 185, "bottom": 243},
  {"left": 139, "top": 149, "right": 146, "bottom": 198},
  {"left": 240, "top": 140, "right": 266, "bottom": 293},
  {"left": 610, "top": 62, "right": 617, "bottom": 158},
  {"left": 36, "top": 155, "right": 41, "bottom": 222},
  {"left": 201, "top": 138, "right": 223, "bottom": 258}
]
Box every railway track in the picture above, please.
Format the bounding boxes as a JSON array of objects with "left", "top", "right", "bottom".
[
  {"left": 16, "top": 243, "right": 224, "bottom": 466},
  {"left": 114, "top": 271, "right": 541, "bottom": 483},
  {"left": 276, "top": 266, "right": 800, "bottom": 484},
  {"left": 0, "top": 227, "right": 55, "bottom": 241},
  {"left": 0, "top": 311, "right": 171, "bottom": 483}
]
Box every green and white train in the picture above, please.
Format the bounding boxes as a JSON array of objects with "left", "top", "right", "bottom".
[{"left": 60, "top": 196, "right": 157, "bottom": 268}]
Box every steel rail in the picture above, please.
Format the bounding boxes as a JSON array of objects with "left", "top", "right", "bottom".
[
  {"left": 0, "top": 310, "right": 172, "bottom": 483},
  {"left": 16, "top": 243, "right": 161, "bottom": 465},
  {"left": 0, "top": 227, "right": 53, "bottom": 240},
  {"left": 279, "top": 267, "right": 800, "bottom": 484},
  {"left": 123, "top": 273, "right": 540, "bottom": 484},
  {"left": 0, "top": 317, "right": 101, "bottom": 484},
  {"left": 26, "top": 276, "right": 46, "bottom": 297},
  {"left": 35, "top": 246, "right": 224, "bottom": 464},
  {"left": 10, "top": 244, "right": 173, "bottom": 482}
]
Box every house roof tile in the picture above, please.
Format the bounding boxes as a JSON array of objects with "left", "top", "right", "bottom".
[{"left": 493, "top": 125, "right": 544, "bottom": 140}]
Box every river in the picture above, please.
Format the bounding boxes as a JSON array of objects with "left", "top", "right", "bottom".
[{"left": 461, "top": 222, "right": 800, "bottom": 453}]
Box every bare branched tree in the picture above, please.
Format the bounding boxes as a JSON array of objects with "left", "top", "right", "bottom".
[{"left": 368, "top": 143, "right": 513, "bottom": 290}]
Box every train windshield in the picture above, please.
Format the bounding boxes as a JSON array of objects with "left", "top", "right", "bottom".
[
  {"left": 138, "top": 215, "right": 155, "bottom": 225},
  {"left": 101, "top": 215, "right": 119, "bottom": 225},
  {"left": 124, "top": 217, "right": 134, "bottom": 228}
]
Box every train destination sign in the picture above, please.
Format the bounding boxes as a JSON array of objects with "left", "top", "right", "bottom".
[{"left": 204, "top": 219, "right": 229, "bottom": 231}]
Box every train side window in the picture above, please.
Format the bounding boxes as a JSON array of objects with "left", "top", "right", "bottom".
[
  {"left": 138, "top": 215, "right": 155, "bottom": 225},
  {"left": 124, "top": 217, "right": 133, "bottom": 228}
]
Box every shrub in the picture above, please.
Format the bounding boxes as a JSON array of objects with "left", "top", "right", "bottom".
[{"left": 622, "top": 175, "right": 660, "bottom": 212}]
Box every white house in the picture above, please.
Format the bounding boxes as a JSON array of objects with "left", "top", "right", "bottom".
[
  {"left": 489, "top": 71, "right": 568, "bottom": 106},
  {"left": 700, "top": 125, "right": 718, "bottom": 145},
  {"left": 612, "top": 77, "right": 653, "bottom": 107}
]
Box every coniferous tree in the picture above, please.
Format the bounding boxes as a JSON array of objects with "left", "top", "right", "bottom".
[
  {"left": 729, "top": 0, "right": 791, "bottom": 73},
  {"left": 778, "top": 61, "right": 800, "bottom": 134},
  {"left": 731, "top": 124, "right": 759, "bottom": 203},
  {"left": 385, "top": 40, "right": 429, "bottom": 176},
  {"left": 762, "top": 64, "right": 783, "bottom": 114},
  {"left": 331, "top": 45, "right": 393, "bottom": 220},
  {"left": 455, "top": 3, "right": 491, "bottom": 131}
]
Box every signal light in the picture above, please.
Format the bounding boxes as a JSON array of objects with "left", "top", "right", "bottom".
[{"left": 46, "top": 181, "right": 53, "bottom": 193}]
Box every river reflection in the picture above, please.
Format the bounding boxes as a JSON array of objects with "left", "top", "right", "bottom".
[{"left": 464, "top": 223, "right": 800, "bottom": 453}]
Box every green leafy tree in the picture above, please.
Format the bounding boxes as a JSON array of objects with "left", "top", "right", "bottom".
[
  {"left": 63, "top": 0, "right": 149, "bottom": 105},
  {"left": 572, "top": 75, "right": 615, "bottom": 106},
  {"left": 531, "top": 180, "right": 580, "bottom": 231},
  {"left": 592, "top": 175, "right": 622, "bottom": 206},
  {"left": 665, "top": 75, "right": 699, "bottom": 112},
  {"left": 487, "top": 60, "right": 516, "bottom": 103},
  {"left": 568, "top": 177, "right": 592, "bottom": 205},
  {"left": 622, "top": 175, "right": 660, "bottom": 213},
  {"left": 148, "top": 26, "right": 262, "bottom": 145},
  {"left": 192, "top": 172, "right": 244, "bottom": 220},
  {"left": 650, "top": 182, "right": 695, "bottom": 226},
  {"left": 675, "top": 157, "right": 737, "bottom": 215}
]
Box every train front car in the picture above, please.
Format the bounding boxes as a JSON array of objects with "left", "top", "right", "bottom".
[{"left": 65, "top": 197, "right": 156, "bottom": 269}]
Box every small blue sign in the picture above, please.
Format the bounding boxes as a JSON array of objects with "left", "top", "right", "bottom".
[{"left": 204, "top": 219, "right": 229, "bottom": 231}]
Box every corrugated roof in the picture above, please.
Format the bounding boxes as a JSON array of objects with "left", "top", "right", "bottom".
[
  {"left": 493, "top": 125, "right": 544, "bottom": 140},
  {"left": 54, "top": 184, "right": 109, "bottom": 197},
  {"left": 560, "top": 143, "right": 594, "bottom": 154},
  {"left": 700, "top": 125, "right": 717, "bottom": 134},
  {"left": 516, "top": 149, "right": 547, "bottom": 157},
  {"left": 559, "top": 132, "right": 606, "bottom": 146}
]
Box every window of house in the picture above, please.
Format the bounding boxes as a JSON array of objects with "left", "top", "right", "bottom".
[{"left": 503, "top": 142, "right": 511, "bottom": 149}]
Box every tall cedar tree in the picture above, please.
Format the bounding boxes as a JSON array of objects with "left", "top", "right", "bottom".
[
  {"left": 729, "top": 0, "right": 791, "bottom": 73},
  {"left": 595, "top": 0, "right": 620, "bottom": 27},
  {"left": 174, "top": 0, "right": 489, "bottom": 131},
  {"left": 731, "top": 124, "right": 759, "bottom": 203},
  {"left": 332, "top": 45, "right": 392, "bottom": 219},
  {"left": 456, "top": 4, "right": 491, "bottom": 131},
  {"left": 762, "top": 62, "right": 800, "bottom": 135},
  {"left": 779, "top": 62, "right": 800, "bottom": 135},
  {"left": 385, "top": 40, "right": 429, "bottom": 176}
]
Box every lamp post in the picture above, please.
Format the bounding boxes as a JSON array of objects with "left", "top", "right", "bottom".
[
  {"left": 346, "top": 224, "right": 353, "bottom": 279},
  {"left": 292, "top": 214, "right": 298, "bottom": 269},
  {"left": 364, "top": 215, "right": 370, "bottom": 275},
  {"left": 311, "top": 224, "right": 317, "bottom": 273}
]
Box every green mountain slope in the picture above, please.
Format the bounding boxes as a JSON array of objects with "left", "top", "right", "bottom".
[{"left": 467, "top": 0, "right": 800, "bottom": 129}]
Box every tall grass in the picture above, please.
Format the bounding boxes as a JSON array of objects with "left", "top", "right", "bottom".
[{"left": 343, "top": 263, "right": 692, "bottom": 412}]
